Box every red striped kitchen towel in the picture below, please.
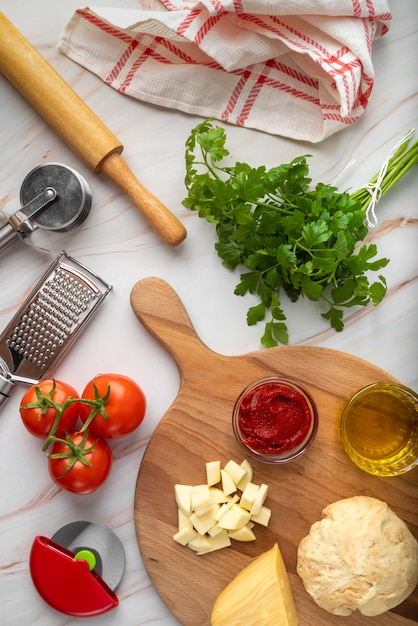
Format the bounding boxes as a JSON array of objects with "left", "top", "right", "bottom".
[{"left": 58, "top": 0, "right": 391, "bottom": 142}]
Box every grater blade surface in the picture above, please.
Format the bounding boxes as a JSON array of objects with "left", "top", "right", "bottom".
[{"left": 0, "top": 251, "right": 111, "bottom": 406}]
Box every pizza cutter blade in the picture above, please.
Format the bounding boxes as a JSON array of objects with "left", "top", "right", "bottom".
[
  {"left": 30, "top": 521, "right": 125, "bottom": 617},
  {"left": 0, "top": 162, "right": 92, "bottom": 254},
  {"left": 51, "top": 521, "right": 125, "bottom": 590}
]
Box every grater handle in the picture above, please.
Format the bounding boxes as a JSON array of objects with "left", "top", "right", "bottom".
[
  {"left": 0, "top": 377, "right": 15, "bottom": 408},
  {"left": 0, "top": 211, "right": 19, "bottom": 253},
  {"left": 0, "top": 357, "right": 17, "bottom": 408}
]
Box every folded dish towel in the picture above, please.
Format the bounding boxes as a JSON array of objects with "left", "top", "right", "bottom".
[{"left": 58, "top": 1, "right": 391, "bottom": 142}]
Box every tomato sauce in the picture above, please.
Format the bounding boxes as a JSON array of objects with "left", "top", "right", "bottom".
[{"left": 237, "top": 381, "right": 313, "bottom": 456}]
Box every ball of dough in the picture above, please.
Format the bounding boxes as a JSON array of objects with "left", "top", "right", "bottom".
[{"left": 297, "top": 496, "right": 418, "bottom": 616}]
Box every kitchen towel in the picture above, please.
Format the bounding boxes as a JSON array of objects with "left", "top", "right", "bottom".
[{"left": 58, "top": 1, "right": 392, "bottom": 143}]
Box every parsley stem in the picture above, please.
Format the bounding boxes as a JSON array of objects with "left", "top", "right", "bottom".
[
  {"left": 253, "top": 199, "right": 294, "bottom": 214},
  {"left": 350, "top": 133, "right": 417, "bottom": 213},
  {"left": 203, "top": 154, "right": 224, "bottom": 180}
]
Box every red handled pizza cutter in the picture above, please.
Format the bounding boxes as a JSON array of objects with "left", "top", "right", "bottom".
[{"left": 29, "top": 521, "right": 125, "bottom": 617}]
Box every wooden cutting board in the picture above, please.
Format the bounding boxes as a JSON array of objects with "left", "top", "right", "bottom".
[{"left": 131, "top": 277, "right": 418, "bottom": 626}]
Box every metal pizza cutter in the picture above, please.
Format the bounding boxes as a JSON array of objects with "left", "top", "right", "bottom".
[
  {"left": 29, "top": 521, "right": 125, "bottom": 617},
  {"left": 0, "top": 163, "right": 92, "bottom": 254}
]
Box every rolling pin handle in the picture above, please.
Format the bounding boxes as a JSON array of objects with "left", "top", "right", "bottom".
[{"left": 100, "top": 153, "right": 187, "bottom": 247}]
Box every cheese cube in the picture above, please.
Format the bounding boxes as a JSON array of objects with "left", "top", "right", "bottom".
[
  {"left": 251, "top": 505, "right": 271, "bottom": 527},
  {"left": 208, "top": 524, "right": 224, "bottom": 538},
  {"left": 250, "top": 483, "right": 268, "bottom": 516},
  {"left": 215, "top": 495, "right": 239, "bottom": 522},
  {"left": 240, "top": 482, "right": 259, "bottom": 511},
  {"left": 217, "top": 503, "right": 251, "bottom": 530},
  {"left": 174, "top": 484, "right": 192, "bottom": 516},
  {"left": 187, "top": 533, "right": 212, "bottom": 552},
  {"left": 209, "top": 487, "right": 231, "bottom": 504},
  {"left": 196, "top": 530, "right": 231, "bottom": 555},
  {"left": 223, "top": 459, "right": 246, "bottom": 486},
  {"left": 236, "top": 459, "right": 253, "bottom": 490},
  {"left": 191, "top": 484, "right": 213, "bottom": 515},
  {"left": 178, "top": 509, "right": 194, "bottom": 532},
  {"left": 206, "top": 460, "right": 221, "bottom": 486},
  {"left": 228, "top": 525, "right": 256, "bottom": 542},
  {"left": 190, "top": 504, "right": 220, "bottom": 535},
  {"left": 221, "top": 469, "right": 236, "bottom": 496},
  {"left": 173, "top": 527, "right": 197, "bottom": 546}
]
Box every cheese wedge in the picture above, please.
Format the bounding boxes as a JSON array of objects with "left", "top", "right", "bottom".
[{"left": 211, "top": 543, "right": 298, "bottom": 626}]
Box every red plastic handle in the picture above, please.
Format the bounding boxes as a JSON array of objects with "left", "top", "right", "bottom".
[{"left": 30, "top": 536, "right": 119, "bottom": 617}]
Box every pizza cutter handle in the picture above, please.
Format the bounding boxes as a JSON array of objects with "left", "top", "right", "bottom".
[
  {"left": 0, "top": 11, "right": 187, "bottom": 247},
  {"left": 0, "top": 188, "right": 56, "bottom": 253},
  {"left": 30, "top": 536, "right": 118, "bottom": 617}
]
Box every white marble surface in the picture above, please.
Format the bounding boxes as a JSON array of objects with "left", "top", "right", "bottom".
[{"left": 0, "top": 1, "right": 417, "bottom": 625}]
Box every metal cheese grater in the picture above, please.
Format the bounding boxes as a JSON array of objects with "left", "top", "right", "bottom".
[{"left": 0, "top": 251, "right": 111, "bottom": 408}]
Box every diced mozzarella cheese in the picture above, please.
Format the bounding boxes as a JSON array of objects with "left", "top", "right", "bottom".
[
  {"left": 240, "top": 482, "right": 260, "bottom": 511},
  {"left": 221, "top": 469, "right": 236, "bottom": 496},
  {"left": 196, "top": 530, "right": 231, "bottom": 555},
  {"left": 250, "top": 483, "right": 269, "bottom": 516},
  {"left": 206, "top": 460, "right": 221, "bottom": 486},
  {"left": 215, "top": 495, "right": 239, "bottom": 522},
  {"left": 173, "top": 458, "right": 271, "bottom": 555},
  {"left": 178, "top": 509, "right": 194, "bottom": 532},
  {"left": 251, "top": 505, "right": 272, "bottom": 527},
  {"left": 190, "top": 504, "right": 220, "bottom": 535},
  {"left": 223, "top": 459, "right": 246, "bottom": 486},
  {"left": 174, "top": 484, "right": 192, "bottom": 516},
  {"left": 217, "top": 503, "right": 251, "bottom": 530},
  {"left": 236, "top": 459, "right": 253, "bottom": 490},
  {"left": 227, "top": 525, "right": 256, "bottom": 542},
  {"left": 209, "top": 487, "right": 231, "bottom": 504},
  {"left": 188, "top": 534, "right": 212, "bottom": 553},
  {"left": 208, "top": 523, "right": 225, "bottom": 538},
  {"left": 173, "top": 526, "right": 197, "bottom": 546},
  {"left": 191, "top": 484, "right": 213, "bottom": 515}
]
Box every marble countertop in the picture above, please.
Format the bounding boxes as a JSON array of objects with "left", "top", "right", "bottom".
[{"left": 0, "top": 1, "right": 417, "bottom": 625}]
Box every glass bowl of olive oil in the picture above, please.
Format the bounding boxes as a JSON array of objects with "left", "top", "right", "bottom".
[{"left": 338, "top": 382, "right": 418, "bottom": 476}]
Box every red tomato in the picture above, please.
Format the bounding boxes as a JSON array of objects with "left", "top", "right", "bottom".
[
  {"left": 20, "top": 379, "right": 80, "bottom": 439},
  {"left": 48, "top": 430, "right": 112, "bottom": 494},
  {"left": 79, "top": 373, "right": 146, "bottom": 439}
]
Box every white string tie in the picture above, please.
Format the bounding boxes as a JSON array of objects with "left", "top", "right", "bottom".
[{"left": 363, "top": 129, "right": 415, "bottom": 228}]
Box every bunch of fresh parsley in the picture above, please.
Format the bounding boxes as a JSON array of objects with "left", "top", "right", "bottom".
[{"left": 183, "top": 120, "right": 416, "bottom": 347}]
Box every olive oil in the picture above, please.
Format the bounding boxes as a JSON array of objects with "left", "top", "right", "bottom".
[{"left": 338, "top": 383, "right": 418, "bottom": 476}]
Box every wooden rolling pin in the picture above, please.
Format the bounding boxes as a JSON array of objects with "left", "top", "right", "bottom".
[{"left": 0, "top": 12, "right": 187, "bottom": 247}]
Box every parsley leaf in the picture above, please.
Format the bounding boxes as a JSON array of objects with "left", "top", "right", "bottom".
[{"left": 183, "top": 121, "right": 416, "bottom": 346}]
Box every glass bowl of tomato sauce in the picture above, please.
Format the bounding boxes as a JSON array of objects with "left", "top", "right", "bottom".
[{"left": 232, "top": 377, "right": 318, "bottom": 463}]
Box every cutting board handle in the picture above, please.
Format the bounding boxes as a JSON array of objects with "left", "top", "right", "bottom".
[{"left": 130, "top": 277, "right": 216, "bottom": 374}]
